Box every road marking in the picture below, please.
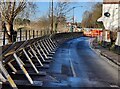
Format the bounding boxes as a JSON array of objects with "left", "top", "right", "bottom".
[
  {"left": 49, "top": 75, "right": 59, "bottom": 82},
  {"left": 69, "top": 58, "right": 76, "bottom": 77},
  {"left": 110, "top": 85, "right": 119, "bottom": 88},
  {"left": 68, "top": 47, "right": 76, "bottom": 77}
]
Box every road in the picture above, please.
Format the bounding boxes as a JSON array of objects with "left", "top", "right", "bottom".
[{"left": 44, "top": 37, "right": 120, "bottom": 88}]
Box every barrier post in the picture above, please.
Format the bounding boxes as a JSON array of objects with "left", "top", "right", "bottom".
[
  {"left": 13, "top": 53, "right": 33, "bottom": 84},
  {"left": 23, "top": 48, "right": 39, "bottom": 74},
  {"left": 0, "top": 61, "right": 17, "bottom": 88},
  {"left": 29, "top": 46, "right": 43, "bottom": 66}
]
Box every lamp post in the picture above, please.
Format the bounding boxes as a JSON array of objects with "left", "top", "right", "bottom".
[
  {"left": 72, "top": 7, "right": 75, "bottom": 24},
  {"left": 72, "top": 6, "right": 83, "bottom": 24}
]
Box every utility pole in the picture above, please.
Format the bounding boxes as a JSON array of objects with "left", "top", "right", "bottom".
[
  {"left": 73, "top": 7, "right": 75, "bottom": 25},
  {"left": 49, "top": 1, "right": 51, "bottom": 18},
  {"left": 51, "top": 0, "right": 53, "bottom": 33}
]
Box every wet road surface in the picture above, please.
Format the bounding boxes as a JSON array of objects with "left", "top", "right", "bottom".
[{"left": 45, "top": 37, "right": 120, "bottom": 88}]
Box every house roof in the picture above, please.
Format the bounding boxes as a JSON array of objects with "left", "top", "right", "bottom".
[{"left": 103, "top": 0, "right": 120, "bottom": 4}]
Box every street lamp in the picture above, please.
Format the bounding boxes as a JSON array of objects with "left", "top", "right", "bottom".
[{"left": 72, "top": 6, "right": 83, "bottom": 24}]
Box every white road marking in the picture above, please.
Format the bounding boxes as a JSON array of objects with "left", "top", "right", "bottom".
[
  {"left": 69, "top": 58, "right": 77, "bottom": 77},
  {"left": 110, "top": 85, "right": 119, "bottom": 88},
  {"left": 68, "top": 45, "right": 77, "bottom": 77},
  {"left": 49, "top": 75, "right": 59, "bottom": 82}
]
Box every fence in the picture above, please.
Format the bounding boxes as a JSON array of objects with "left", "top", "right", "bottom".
[{"left": 0, "top": 29, "right": 55, "bottom": 46}]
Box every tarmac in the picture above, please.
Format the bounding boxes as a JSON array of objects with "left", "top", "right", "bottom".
[
  {"left": 90, "top": 38, "right": 120, "bottom": 67},
  {"left": 44, "top": 37, "right": 120, "bottom": 87}
]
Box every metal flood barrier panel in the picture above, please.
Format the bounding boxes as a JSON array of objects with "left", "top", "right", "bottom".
[
  {"left": 0, "top": 34, "right": 59, "bottom": 89},
  {"left": 0, "top": 32, "right": 83, "bottom": 89}
]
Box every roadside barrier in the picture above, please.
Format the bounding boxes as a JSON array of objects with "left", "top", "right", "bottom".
[{"left": 0, "top": 32, "right": 83, "bottom": 88}]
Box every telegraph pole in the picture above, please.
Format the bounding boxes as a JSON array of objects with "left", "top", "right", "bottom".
[
  {"left": 51, "top": 0, "right": 53, "bottom": 33},
  {"left": 73, "top": 7, "right": 75, "bottom": 25}
]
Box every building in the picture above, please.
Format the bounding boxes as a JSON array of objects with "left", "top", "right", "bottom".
[{"left": 97, "top": 0, "right": 120, "bottom": 46}]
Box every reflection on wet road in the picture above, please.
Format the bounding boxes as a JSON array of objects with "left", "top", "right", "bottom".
[{"left": 45, "top": 37, "right": 119, "bottom": 87}]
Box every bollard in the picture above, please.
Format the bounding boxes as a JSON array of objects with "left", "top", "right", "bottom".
[
  {"left": 29, "top": 30, "right": 30, "bottom": 39},
  {"left": 20, "top": 29, "right": 22, "bottom": 41},
  {"left": 3, "top": 30, "right": 6, "bottom": 45},
  {"left": 33, "top": 30, "right": 35, "bottom": 38},
  {"left": 25, "top": 30, "right": 27, "bottom": 40}
]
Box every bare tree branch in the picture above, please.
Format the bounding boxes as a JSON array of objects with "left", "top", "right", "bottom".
[{"left": 0, "top": 0, "right": 37, "bottom": 43}]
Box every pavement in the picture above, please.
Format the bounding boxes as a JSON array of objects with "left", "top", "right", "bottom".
[
  {"left": 43, "top": 37, "right": 120, "bottom": 88},
  {"left": 90, "top": 38, "right": 120, "bottom": 67}
]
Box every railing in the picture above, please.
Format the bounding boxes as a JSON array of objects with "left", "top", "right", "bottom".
[{"left": 0, "top": 29, "right": 55, "bottom": 46}]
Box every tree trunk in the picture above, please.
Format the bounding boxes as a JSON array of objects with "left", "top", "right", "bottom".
[
  {"left": 54, "top": 22, "right": 58, "bottom": 33},
  {"left": 5, "top": 22, "right": 14, "bottom": 43}
]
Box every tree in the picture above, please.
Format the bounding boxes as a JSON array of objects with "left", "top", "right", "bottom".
[
  {"left": 0, "top": 0, "right": 36, "bottom": 43},
  {"left": 91, "top": 3, "right": 103, "bottom": 28},
  {"left": 23, "top": 19, "right": 30, "bottom": 25},
  {"left": 38, "top": 15, "right": 50, "bottom": 30},
  {"left": 53, "top": 2, "right": 70, "bottom": 32},
  {"left": 81, "top": 3, "right": 103, "bottom": 28},
  {"left": 81, "top": 11, "right": 92, "bottom": 28},
  {"left": 14, "top": 18, "right": 23, "bottom": 25}
]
